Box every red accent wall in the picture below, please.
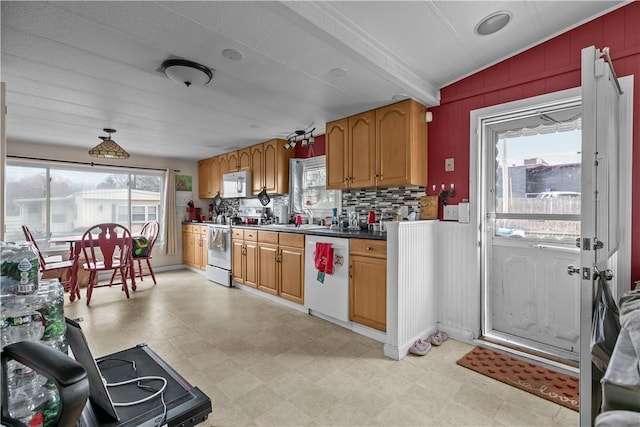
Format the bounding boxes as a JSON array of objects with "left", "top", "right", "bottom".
[
  {"left": 295, "top": 134, "right": 326, "bottom": 158},
  {"left": 428, "top": 2, "right": 640, "bottom": 285}
]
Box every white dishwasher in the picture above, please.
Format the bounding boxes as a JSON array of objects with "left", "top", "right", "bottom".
[{"left": 304, "top": 236, "right": 350, "bottom": 323}]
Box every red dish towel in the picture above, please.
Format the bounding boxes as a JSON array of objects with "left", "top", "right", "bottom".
[{"left": 315, "top": 242, "right": 334, "bottom": 275}]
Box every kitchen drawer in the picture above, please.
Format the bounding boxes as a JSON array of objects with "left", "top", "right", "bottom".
[
  {"left": 258, "top": 231, "right": 278, "bottom": 244},
  {"left": 243, "top": 229, "right": 258, "bottom": 241},
  {"left": 232, "top": 229, "right": 244, "bottom": 239},
  {"left": 197, "top": 225, "right": 208, "bottom": 235},
  {"left": 350, "top": 239, "right": 387, "bottom": 258},
  {"left": 182, "top": 224, "right": 194, "bottom": 234},
  {"left": 278, "top": 232, "right": 304, "bottom": 248}
]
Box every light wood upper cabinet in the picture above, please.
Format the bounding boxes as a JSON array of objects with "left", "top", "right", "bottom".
[
  {"left": 250, "top": 144, "right": 264, "bottom": 195},
  {"left": 210, "top": 155, "right": 221, "bottom": 196},
  {"left": 375, "top": 99, "right": 427, "bottom": 187},
  {"left": 197, "top": 158, "right": 213, "bottom": 198},
  {"left": 263, "top": 139, "right": 291, "bottom": 194},
  {"left": 218, "top": 155, "right": 228, "bottom": 197},
  {"left": 251, "top": 139, "right": 292, "bottom": 195},
  {"left": 326, "top": 118, "right": 348, "bottom": 190},
  {"left": 198, "top": 156, "right": 223, "bottom": 199},
  {"left": 238, "top": 147, "right": 251, "bottom": 171},
  {"left": 327, "top": 111, "right": 375, "bottom": 189},
  {"left": 349, "top": 111, "right": 376, "bottom": 188},
  {"left": 198, "top": 137, "right": 292, "bottom": 199},
  {"left": 326, "top": 99, "right": 427, "bottom": 189},
  {"left": 227, "top": 151, "right": 239, "bottom": 172}
]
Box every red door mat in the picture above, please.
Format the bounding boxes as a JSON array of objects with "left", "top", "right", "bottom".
[{"left": 456, "top": 346, "right": 579, "bottom": 411}]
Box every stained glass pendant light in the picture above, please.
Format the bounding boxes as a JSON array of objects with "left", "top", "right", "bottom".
[{"left": 89, "top": 128, "right": 130, "bottom": 159}]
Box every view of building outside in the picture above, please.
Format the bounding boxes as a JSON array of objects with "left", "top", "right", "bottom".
[
  {"left": 5, "top": 164, "right": 163, "bottom": 250},
  {"left": 494, "top": 126, "right": 582, "bottom": 240}
]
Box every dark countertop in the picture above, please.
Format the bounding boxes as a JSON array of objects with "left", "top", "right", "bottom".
[{"left": 232, "top": 224, "right": 387, "bottom": 241}]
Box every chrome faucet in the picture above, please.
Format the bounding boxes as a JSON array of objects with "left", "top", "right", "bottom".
[{"left": 303, "top": 208, "right": 313, "bottom": 225}]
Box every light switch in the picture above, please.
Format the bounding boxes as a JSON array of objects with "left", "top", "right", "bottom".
[{"left": 445, "top": 158, "right": 455, "bottom": 172}]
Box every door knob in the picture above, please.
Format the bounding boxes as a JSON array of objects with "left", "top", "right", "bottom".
[{"left": 567, "top": 265, "right": 580, "bottom": 276}]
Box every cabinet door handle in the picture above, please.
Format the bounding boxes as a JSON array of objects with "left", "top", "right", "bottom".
[
  {"left": 349, "top": 264, "right": 352, "bottom": 279},
  {"left": 366, "top": 246, "right": 372, "bottom": 251}
]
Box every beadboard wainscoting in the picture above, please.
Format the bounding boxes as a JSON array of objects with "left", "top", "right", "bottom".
[
  {"left": 385, "top": 220, "right": 438, "bottom": 359},
  {"left": 435, "top": 221, "right": 481, "bottom": 342}
]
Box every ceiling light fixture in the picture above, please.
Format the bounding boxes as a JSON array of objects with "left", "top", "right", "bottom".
[
  {"left": 474, "top": 11, "right": 512, "bottom": 36},
  {"left": 329, "top": 67, "right": 348, "bottom": 77},
  {"left": 162, "top": 59, "right": 213, "bottom": 87},
  {"left": 392, "top": 94, "right": 409, "bottom": 101},
  {"left": 89, "top": 128, "right": 130, "bottom": 159},
  {"left": 222, "top": 48, "right": 244, "bottom": 61},
  {"left": 283, "top": 128, "right": 316, "bottom": 150}
]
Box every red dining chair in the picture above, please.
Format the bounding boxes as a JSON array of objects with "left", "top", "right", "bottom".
[
  {"left": 79, "top": 223, "right": 133, "bottom": 306},
  {"left": 108, "top": 220, "right": 160, "bottom": 286},
  {"left": 132, "top": 220, "right": 160, "bottom": 284},
  {"left": 21, "top": 225, "right": 77, "bottom": 298}
]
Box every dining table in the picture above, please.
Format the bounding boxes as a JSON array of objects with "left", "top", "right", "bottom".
[{"left": 49, "top": 233, "right": 138, "bottom": 302}]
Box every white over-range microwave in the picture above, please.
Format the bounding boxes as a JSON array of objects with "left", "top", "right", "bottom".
[{"left": 222, "top": 170, "right": 251, "bottom": 198}]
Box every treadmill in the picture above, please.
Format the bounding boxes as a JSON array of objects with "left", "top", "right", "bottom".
[{"left": 65, "top": 318, "right": 212, "bottom": 426}]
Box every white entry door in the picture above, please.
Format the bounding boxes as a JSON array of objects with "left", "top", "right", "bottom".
[
  {"left": 481, "top": 96, "right": 583, "bottom": 360},
  {"left": 578, "top": 46, "right": 631, "bottom": 426}
]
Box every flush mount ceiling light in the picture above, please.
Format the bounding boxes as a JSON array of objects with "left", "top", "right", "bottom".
[
  {"left": 89, "top": 128, "right": 130, "bottom": 159},
  {"left": 222, "top": 48, "right": 244, "bottom": 61},
  {"left": 162, "top": 59, "right": 213, "bottom": 87},
  {"left": 392, "top": 94, "right": 410, "bottom": 101},
  {"left": 474, "top": 11, "right": 512, "bottom": 36},
  {"left": 329, "top": 67, "right": 348, "bottom": 77},
  {"left": 283, "top": 128, "right": 316, "bottom": 149}
]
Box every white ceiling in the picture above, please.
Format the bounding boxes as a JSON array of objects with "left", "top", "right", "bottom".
[{"left": 1, "top": 1, "right": 625, "bottom": 161}]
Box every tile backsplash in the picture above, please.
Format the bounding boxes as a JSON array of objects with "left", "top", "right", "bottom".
[
  {"left": 342, "top": 186, "right": 426, "bottom": 219},
  {"left": 219, "top": 187, "right": 426, "bottom": 222}
]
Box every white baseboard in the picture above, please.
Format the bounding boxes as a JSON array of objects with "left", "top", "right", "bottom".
[
  {"left": 232, "top": 282, "right": 307, "bottom": 314},
  {"left": 351, "top": 323, "right": 386, "bottom": 343}
]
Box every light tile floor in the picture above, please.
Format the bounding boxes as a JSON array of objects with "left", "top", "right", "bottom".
[{"left": 64, "top": 270, "right": 579, "bottom": 426}]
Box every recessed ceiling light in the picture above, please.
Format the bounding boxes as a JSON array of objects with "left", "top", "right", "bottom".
[
  {"left": 222, "top": 48, "right": 244, "bottom": 61},
  {"left": 392, "top": 94, "right": 409, "bottom": 101},
  {"left": 329, "top": 67, "right": 348, "bottom": 77},
  {"left": 475, "top": 11, "right": 512, "bottom": 36}
]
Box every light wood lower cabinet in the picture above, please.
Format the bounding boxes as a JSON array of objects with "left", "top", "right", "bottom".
[
  {"left": 231, "top": 229, "right": 257, "bottom": 287},
  {"left": 256, "top": 231, "right": 304, "bottom": 305},
  {"left": 349, "top": 239, "right": 387, "bottom": 332},
  {"left": 257, "top": 240, "right": 278, "bottom": 295},
  {"left": 182, "top": 224, "right": 207, "bottom": 270}
]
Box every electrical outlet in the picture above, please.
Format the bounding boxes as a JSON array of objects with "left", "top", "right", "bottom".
[
  {"left": 445, "top": 158, "right": 455, "bottom": 172},
  {"left": 443, "top": 205, "right": 459, "bottom": 221}
]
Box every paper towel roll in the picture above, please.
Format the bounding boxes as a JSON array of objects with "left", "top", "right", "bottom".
[{"left": 278, "top": 205, "right": 289, "bottom": 224}]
